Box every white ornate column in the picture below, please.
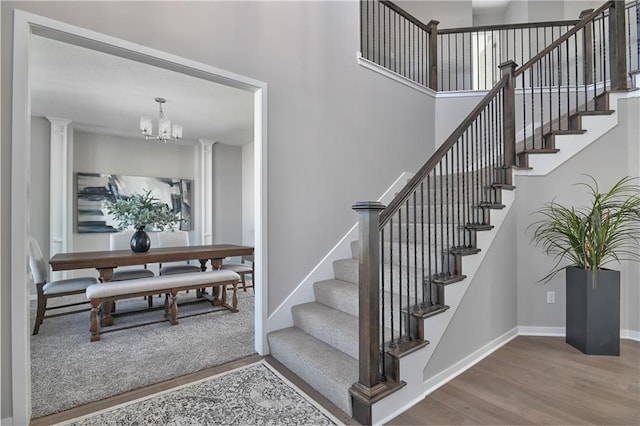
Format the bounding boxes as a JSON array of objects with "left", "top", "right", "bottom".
[
  {"left": 199, "top": 139, "right": 215, "bottom": 245},
  {"left": 47, "top": 117, "right": 72, "bottom": 280}
]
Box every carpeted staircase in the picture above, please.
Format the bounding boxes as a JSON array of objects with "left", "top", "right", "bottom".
[
  {"left": 267, "top": 244, "right": 361, "bottom": 415},
  {"left": 266, "top": 88, "right": 634, "bottom": 418}
]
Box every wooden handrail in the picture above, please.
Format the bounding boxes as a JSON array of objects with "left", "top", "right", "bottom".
[
  {"left": 514, "top": 1, "right": 614, "bottom": 77},
  {"left": 438, "top": 19, "right": 581, "bottom": 35},
  {"left": 379, "top": 0, "right": 435, "bottom": 34},
  {"left": 379, "top": 73, "right": 509, "bottom": 226}
]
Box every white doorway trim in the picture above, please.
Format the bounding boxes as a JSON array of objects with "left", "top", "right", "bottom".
[{"left": 11, "top": 10, "right": 268, "bottom": 424}]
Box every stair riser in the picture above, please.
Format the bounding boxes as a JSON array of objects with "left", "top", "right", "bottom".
[
  {"left": 267, "top": 329, "right": 356, "bottom": 416},
  {"left": 385, "top": 208, "right": 490, "bottom": 227},
  {"left": 292, "top": 304, "right": 359, "bottom": 359},
  {"left": 313, "top": 279, "right": 435, "bottom": 330},
  {"left": 404, "top": 186, "right": 503, "bottom": 205},
  {"left": 384, "top": 225, "right": 480, "bottom": 247},
  {"left": 333, "top": 259, "right": 457, "bottom": 288}
]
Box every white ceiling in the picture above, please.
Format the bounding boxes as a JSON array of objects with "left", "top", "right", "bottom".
[{"left": 30, "top": 35, "right": 254, "bottom": 146}]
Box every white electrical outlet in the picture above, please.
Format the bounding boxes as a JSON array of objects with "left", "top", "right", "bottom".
[{"left": 546, "top": 291, "right": 556, "bottom": 304}]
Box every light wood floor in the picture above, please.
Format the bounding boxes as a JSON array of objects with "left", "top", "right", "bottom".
[
  {"left": 32, "top": 336, "right": 639, "bottom": 426},
  {"left": 388, "top": 336, "right": 640, "bottom": 425}
]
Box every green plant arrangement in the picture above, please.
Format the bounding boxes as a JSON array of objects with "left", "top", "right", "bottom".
[
  {"left": 104, "top": 189, "right": 180, "bottom": 231},
  {"left": 529, "top": 175, "right": 640, "bottom": 284},
  {"left": 529, "top": 175, "right": 640, "bottom": 355}
]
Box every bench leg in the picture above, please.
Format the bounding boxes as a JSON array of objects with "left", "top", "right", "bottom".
[
  {"left": 221, "top": 282, "right": 239, "bottom": 313},
  {"left": 100, "top": 300, "right": 114, "bottom": 327},
  {"left": 231, "top": 282, "right": 239, "bottom": 312},
  {"left": 169, "top": 290, "right": 179, "bottom": 325},
  {"left": 90, "top": 299, "right": 101, "bottom": 342}
]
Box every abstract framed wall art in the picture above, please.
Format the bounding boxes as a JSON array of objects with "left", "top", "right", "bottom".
[{"left": 76, "top": 172, "right": 193, "bottom": 233}]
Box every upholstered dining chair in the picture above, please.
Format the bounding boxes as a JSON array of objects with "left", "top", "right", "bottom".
[
  {"left": 110, "top": 231, "right": 155, "bottom": 281},
  {"left": 28, "top": 236, "right": 99, "bottom": 335},
  {"left": 220, "top": 255, "right": 254, "bottom": 292},
  {"left": 156, "top": 230, "right": 201, "bottom": 275},
  {"left": 110, "top": 231, "right": 156, "bottom": 306}
]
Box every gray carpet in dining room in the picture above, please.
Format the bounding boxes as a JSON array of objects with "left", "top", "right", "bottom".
[{"left": 30, "top": 288, "right": 255, "bottom": 419}]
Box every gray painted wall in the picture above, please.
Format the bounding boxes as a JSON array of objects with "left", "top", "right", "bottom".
[
  {"left": 213, "top": 143, "right": 242, "bottom": 245},
  {"left": 397, "top": 1, "right": 473, "bottom": 29},
  {"left": 242, "top": 143, "right": 255, "bottom": 246},
  {"left": 30, "top": 117, "right": 51, "bottom": 280},
  {"left": 424, "top": 208, "right": 518, "bottom": 379},
  {"left": 516, "top": 97, "right": 640, "bottom": 333},
  {"left": 2, "top": 1, "right": 436, "bottom": 419}
]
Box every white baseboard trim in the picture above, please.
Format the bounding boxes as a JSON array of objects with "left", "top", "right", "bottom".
[
  {"left": 518, "top": 326, "right": 640, "bottom": 341},
  {"left": 422, "top": 327, "right": 519, "bottom": 397},
  {"left": 622, "top": 329, "right": 640, "bottom": 341},
  {"left": 518, "top": 326, "right": 565, "bottom": 336}
]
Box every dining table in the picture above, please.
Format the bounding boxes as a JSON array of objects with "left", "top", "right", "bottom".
[{"left": 49, "top": 244, "right": 254, "bottom": 326}]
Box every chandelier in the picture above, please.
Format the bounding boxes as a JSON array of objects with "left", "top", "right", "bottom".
[{"left": 139, "top": 97, "right": 183, "bottom": 142}]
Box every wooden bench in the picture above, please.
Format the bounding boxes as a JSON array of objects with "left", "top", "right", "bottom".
[{"left": 85, "top": 270, "right": 240, "bottom": 342}]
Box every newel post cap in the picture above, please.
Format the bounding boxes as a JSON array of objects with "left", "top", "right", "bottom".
[
  {"left": 499, "top": 60, "right": 518, "bottom": 72},
  {"left": 352, "top": 201, "right": 386, "bottom": 212}
]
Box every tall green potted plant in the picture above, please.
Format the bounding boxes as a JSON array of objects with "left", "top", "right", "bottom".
[
  {"left": 104, "top": 189, "right": 180, "bottom": 252},
  {"left": 529, "top": 175, "right": 640, "bottom": 355}
]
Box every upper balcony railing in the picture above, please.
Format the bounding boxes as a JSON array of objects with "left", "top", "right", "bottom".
[{"left": 361, "top": 0, "right": 639, "bottom": 92}]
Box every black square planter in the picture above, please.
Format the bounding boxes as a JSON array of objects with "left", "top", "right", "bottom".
[{"left": 565, "top": 267, "right": 620, "bottom": 356}]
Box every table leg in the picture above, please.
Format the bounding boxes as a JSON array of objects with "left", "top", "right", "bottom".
[
  {"left": 97, "top": 267, "right": 115, "bottom": 327},
  {"left": 196, "top": 259, "right": 208, "bottom": 298},
  {"left": 212, "top": 258, "right": 223, "bottom": 305}
]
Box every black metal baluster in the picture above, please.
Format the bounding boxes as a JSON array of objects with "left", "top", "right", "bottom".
[
  {"left": 420, "top": 181, "right": 425, "bottom": 306},
  {"left": 601, "top": 12, "right": 607, "bottom": 95},
  {"left": 456, "top": 139, "right": 461, "bottom": 250},
  {"left": 528, "top": 27, "right": 535, "bottom": 149},
  {"left": 380, "top": 226, "right": 386, "bottom": 377},
  {"left": 574, "top": 34, "right": 578, "bottom": 113},
  {"left": 397, "top": 208, "right": 403, "bottom": 343},
  {"left": 592, "top": 20, "right": 597, "bottom": 106},
  {"left": 405, "top": 199, "right": 411, "bottom": 340},
  {"left": 566, "top": 39, "right": 570, "bottom": 127},
  {"left": 389, "top": 217, "right": 395, "bottom": 347},
  {"left": 427, "top": 175, "right": 433, "bottom": 304},
  {"left": 439, "top": 161, "right": 445, "bottom": 276}
]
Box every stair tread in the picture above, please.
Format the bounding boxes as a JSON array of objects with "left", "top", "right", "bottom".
[
  {"left": 545, "top": 129, "right": 587, "bottom": 135},
  {"left": 410, "top": 303, "right": 450, "bottom": 319},
  {"left": 431, "top": 273, "right": 467, "bottom": 285},
  {"left": 268, "top": 327, "right": 357, "bottom": 415},
  {"left": 464, "top": 223, "right": 494, "bottom": 231},
  {"left": 477, "top": 202, "right": 505, "bottom": 209},
  {"left": 292, "top": 302, "right": 359, "bottom": 359},
  {"left": 450, "top": 246, "right": 481, "bottom": 255},
  {"left": 519, "top": 148, "right": 560, "bottom": 154},
  {"left": 314, "top": 279, "right": 359, "bottom": 317},
  {"left": 572, "top": 109, "right": 615, "bottom": 116},
  {"left": 490, "top": 183, "right": 516, "bottom": 190}
]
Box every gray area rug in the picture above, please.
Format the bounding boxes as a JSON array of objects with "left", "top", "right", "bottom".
[
  {"left": 61, "top": 361, "right": 339, "bottom": 426},
  {"left": 30, "top": 289, "right": 255, "bottom": 419}
]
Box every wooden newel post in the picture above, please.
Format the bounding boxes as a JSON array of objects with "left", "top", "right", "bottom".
[
  {"left": 427, "top": 20, "right": 440, "bottom": 91},
  {"left": 350, "top": 201, "right": 386, "bottom": 425},
  {"left": 608, "top": 1, "right": 629, "bottom": 91},
  {"left": 499, "top": 60, "right": 517, "bottom": 181}
]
